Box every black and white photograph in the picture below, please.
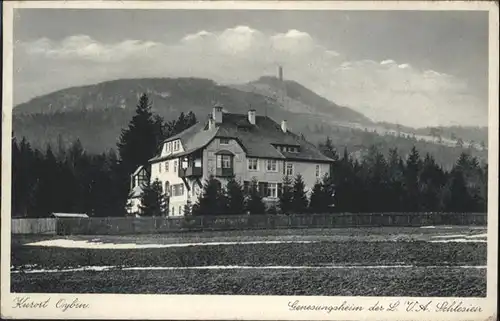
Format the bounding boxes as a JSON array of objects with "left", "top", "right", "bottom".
[{"left": 1, "top": 1, "right": 498, "bottom": 320}]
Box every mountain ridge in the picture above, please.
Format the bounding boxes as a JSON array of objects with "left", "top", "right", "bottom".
[{"left": 12, "top": 76, "right": 488, "bottom": 169}]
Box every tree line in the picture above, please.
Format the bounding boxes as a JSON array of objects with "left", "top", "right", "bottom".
[
  {"left": 140, "top": 140, "right": 488, "bottom": 217},
  {"left": 12, "top": 94, "right": 488, "bottom": 217}
]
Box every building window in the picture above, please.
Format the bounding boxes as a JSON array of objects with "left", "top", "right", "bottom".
[
  {"left": 286, "top": 163, "right": 294, "bottom": 176},
  {"left": 220, "top": 138, "right": 230, "bottom": 145},
  {"left": 315, "top": 164, "right": 321, "bottom": 178},
  {"left": 266, "top": 159, "right": 278, "bottom": 172},
  {"left": 159, "top": 163, "right": 162, "bottom": 173},
  {"left": 173, "top": 140, "right": 180, "bottom": 152},
  {"left": 266, "top": 183, "right": 278, "bottom": 198},
  {"left": 171, "top": 184, "right": 184, "bottom": 197},
  {"left": 216, "top": 155, "right": 232, "bottom": 169},
  {"left": 165, "top": 182, "right": 170, "bottom": 196},
  {"left": 179, "top": 206, "right": 182, "bottom": 215},
  {"left": 174, "top": 160, "right": 178, "bottom": 172},
  {"left": 172, "top": 206, "right": 175, "bottom": 215},
  {"left": 165, "top": 161, "right": 169, "bottom": 172},
  {"left": 247, "top": 158, "right": 258, "bottom": 171}
]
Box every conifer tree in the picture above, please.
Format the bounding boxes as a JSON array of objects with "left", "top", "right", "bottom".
[
  {"left": 419, "top": 153, "right": 446, "bottom": 211},
  {"left": 362, "top": 146, "right": 389, "bottom": 211},
  {"left": 308, "top": 180, "right": 329, "bottom": 213},
  {"left": 386, "top": 148, "right": 405, "bottom": 211},
  {"left": 279, "top": 175, "right": 294, "bottom": 214},
  {"left": 320, "top": 136, "right": 340, "bottom": 176},
  {"left": 403, "top": 146, "right": 422, "bottom": 211},
  {"left": 183, "top": 199, "right": 192, "bottom": 216},
  {"left": 443, "top": 169, "right": 470, "bottom": 212},
  {"left": 331, "top": 147, "right": 358, "bottom": 212},
  {"left": 320, "top": 136, "right": 339, "bottom": 162},
  {"left": 245, "top": 178, "right": 266, "bottom": 214},
  {"left": 139, "top": 179, "right": 167, "bottom": 216},
  {"left": 225, "top": 177, "right": 245, "bottom": 215},
  {"left": 321, "top": 174, "right": 336, "bottom": 211},
  {"left": 116, "top": 94, "right": 163, "bottom": 212},
  {"left": 291, "top": 174, "right": 308, "bottom": 213},
  {"left": 193, "top": 175, "right": 224, "bottom": 216},
  {"left": 31, "top": 145, "right": 60, "bottom": 217},
  {"left": 117, "top": 94, "right": 163, "bottom": 174}
]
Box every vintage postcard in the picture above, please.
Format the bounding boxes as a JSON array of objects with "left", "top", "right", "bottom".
[{"left": 1, "top": 1, "right": 498, "bottom": 320}]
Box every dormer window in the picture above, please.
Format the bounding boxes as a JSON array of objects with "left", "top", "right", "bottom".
[
  {"left": 173, "top": 140, "right": 180, "bottom": 152},
  {"left": 276, "top": 145, "right": 299, "bottom": 153},
  {"left": 220, "top": 138, "right": 230, "bottom": 145},
  {"left": 166, "top": 142, "right": 171, "bottom": 153}
]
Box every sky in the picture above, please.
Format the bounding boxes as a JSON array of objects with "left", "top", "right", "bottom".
[{"left": 13, "top": 9, "right": 489, "bottom": 128}]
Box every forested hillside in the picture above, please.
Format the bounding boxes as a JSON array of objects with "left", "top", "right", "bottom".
[{"left": 12, "top": 77, "right": 488, "bottom": 170}]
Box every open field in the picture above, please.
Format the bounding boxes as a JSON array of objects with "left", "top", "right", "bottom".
[{"left": 11, "top": 226, "right": 487, "bottom": 296}]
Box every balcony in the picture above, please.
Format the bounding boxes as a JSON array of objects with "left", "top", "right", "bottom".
[
  {"left": 216, "top": 167, "right": 234, "bottom": 177},
  {"left": 179, "top": 166, "right": 203, "bottom": 178}
]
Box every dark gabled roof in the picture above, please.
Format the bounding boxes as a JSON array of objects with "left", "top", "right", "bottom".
[
  {"left": 132, "top": 165, "right": 147, "bottom": 176},
  {"left": 149, "top": 112, "right": 333, "bottom": 163},
  {"left": 149, "top": 119, "right": 218, "bottom": 162}
]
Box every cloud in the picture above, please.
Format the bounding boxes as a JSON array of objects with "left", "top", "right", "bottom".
[
  {"left": 15, "top": 26, "right": 487, "bottom": 127},
  {"left": 18, "top": 35, "right": 161, "bottom": 62}
]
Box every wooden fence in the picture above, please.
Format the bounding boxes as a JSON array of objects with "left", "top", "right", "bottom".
[
  {"left": 11, "top": 212, "right": 487, "bottom": 235},
  {"left": 11, "top": 218, "right": 57, "bottom": 235}
]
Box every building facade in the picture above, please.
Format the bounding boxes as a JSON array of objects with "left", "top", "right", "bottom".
[{"left": 128, "top": 106, "right": 334, "bottom": 216}]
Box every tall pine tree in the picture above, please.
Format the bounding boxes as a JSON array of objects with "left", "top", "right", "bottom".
[
  {"left": 403, "top": 146, "right": 422, "bottom": 211},
  {"left": 193, "top": 175, "right": 225, "bottom": 216},
  {"left": 116, "top": 94, "right": 163, "bottom": 213},
  {"left": 139, "top": 179, "right": 168, "bottom": 216},
  {"left": 245, "top": 178, "right": 266, "bottom": 214},
  {"left": 308, "top": 180, "right": 329, "bottom": 213},
  {"left": 225, "top": 177, "right": 245, "bottom": 215},
  {"left": 117, "top": 94, "right": 163, "bottom": 175},
  {"left": 279, "top": 175, "right": 294, "bottom": 214},
  {"left": 291, "top": 174, "right": 308, "bottom": 213}
]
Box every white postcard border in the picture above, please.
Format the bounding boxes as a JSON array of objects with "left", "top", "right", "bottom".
[{"left": 1, "top": 1, "right": 498, "bottom": 320}]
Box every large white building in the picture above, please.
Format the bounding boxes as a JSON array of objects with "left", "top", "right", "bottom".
[{"left": 128, "top": 106, "right": 334, "bottom": 216}]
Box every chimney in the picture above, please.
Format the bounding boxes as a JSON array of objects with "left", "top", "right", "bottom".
[
  {"left": 281, "top": 120, "right": 288, "bottom": 133},
  {"left": 208, "top": 117, "right": 215, "bottom": 130},
  {"left": 213, "top": 105, "right": 223, "bottom": 124},
  {"left": 248, "top": 109, "right": 256, "bottom": 125}
]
